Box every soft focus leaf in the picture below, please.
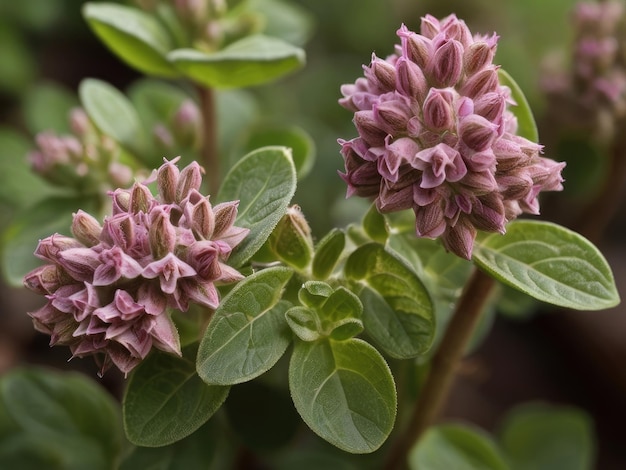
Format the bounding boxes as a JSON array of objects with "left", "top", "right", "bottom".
[
  {"left": 197, "top": 267, "right": 293, "bottom": 385},
  {"left": 23, "top": 82, "right": 79, "bottom": 135},
  {"left": 218, "top": 89, "right": 259, "bottom": 160},
  {"left": 289, "top": 338, "right": 396, "bottom": 453},
  {"left": 240, "top": 124, "right": 315, "bottom": 178},
  {"left": 1, "top": 196, "right": 95, "bottom": 286},
  {"left": 499, "top": 403, "right": 594, "bottom": 470},
  {"left": 362, "top": 203, "right": 388, "bottom": 244},
  {"left": 0, "top": 367, "right": 123, "bottom": 470},
  {"left": 344, "top": 243, "right": 435, "bottom": 358},
  {"left": 79, "top": 78, "right": 147, "bottom": 157},
  {"left": 83, "top": 2, "right": 179, "bottom": 77},
  {"left": 0, "top": 23, "right": 35, "bottom": 95},
  {"left": 409, "top": 423, "right": 508, "bottom": 470},
  {"left": 312, "top": 228, "right": 346, "bottom": 280},
  {"left": 498, "top": 68, "right": 538, "bottom": 143},
  {"left": 168, "top": 35, "right": 305, "bottom": 89},
  {"left": 123, "top": 346, "right": 229, "bottom": 447},
  {"left": 119, "top": 420, "right": 219, "bottom": 470},
  {"left": 217, "top": 146, "right": 297, "bottom": 267},
  {"left": 473, "top": 221, "right": 620, "bottom": 310},
  {"left": 250, "top": 0, "right": 314, "bottom": 46}
]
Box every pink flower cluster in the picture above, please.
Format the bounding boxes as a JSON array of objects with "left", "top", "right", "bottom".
[
  {"left": 23, "top": 158, "right": 248, "bottom": 375},
  {"left": 339, "top": 15, "right": 565, "bottom": 259}
]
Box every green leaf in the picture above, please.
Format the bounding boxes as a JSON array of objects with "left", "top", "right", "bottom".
[
  {"left": 473, "top": 220, "right": 620, "bottom": 310},
  {"left": 1, "top": 196, "right": 96, "bottom": 286},
  {"left": 123, "top": 346, "right": 229, "bottom": 447},
  {"left": 217, "top": 146, "right": 297, "bottom": 267},
  {"left": 249, "top": 0, "right": 314, "bottom": 46},
  {"left": 79, "top": 78, "right": 147, "bottom": 157},
  {"left": 168, "top": 34, "right": 305, "bottom": 89},
  {"left": 120, "top": 419, "right": 219, "bottom": 470},
  {"left": 312, "top": 228, "right": 346, "bottom": 280},
  {"left": 197, "top": 266, "right": 293, "bottom": 385},
  {"left": 0, "top": 23, "right": 35, "bottom": 95},
  {"left": 362, "top": 203, "right": 388, "bottom": 244},
  {"left": 23, "top": 82, "right": 79, "bottom": 135},
  {"left": 499, "top": 403, "right": 594, "bottom": 470},
  {"left": 498, "top": 68, "right": 538, "bottom": 143},
  {"left": 83, "top": 2, "right": 179, "bottom": 77},
  {"left": 289, "top": 338, "right": 396, "bottom": 453},
  {"left": 0, "top": 367, "right": 123, "bottom": 470},
  {"left": 240, "top": 124, "right": 316, "bottom": 178},
  {"left": 409, "top": 423, "right": 508, "bottom": 470},
  {"left": 344, "top": 243, "right": 435, "bottom": 358},
  {"left": 285, "top": 306, "right": 322, "bottom": 342}
]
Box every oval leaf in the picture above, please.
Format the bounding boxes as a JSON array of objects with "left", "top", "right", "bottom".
[
  {"left": 312, "top": 228, "right": 346, "bottom": 280},
  {"left": 473, "top": 220, "right": 620, "bottom": 310},
  {"left": 123, "top": 346, "right": 229, "bottom": 447},
  {"left": 217, "top": 146, "right": 297, "bottom": 267},
  {"left": 79, "top": 78, "right": 147, "bottom": 157},
  {"left": 289, "top": 338, "right": 396, "bottom": 453},
  {"left": 409, "top": 423, "right": 508, "bottom": 470},
  {"left": 83, "top": 2, "right": 179, "bottom": 77},
  {"left": 197, "top": 266, "right": 293, "bottom": 385},
  {"left": 498, "top": 68, "right": 538, "bottom": 143},
  {"left": 0, "top": 367, "right": 123, "bottom": 468},
  {"left": 168, "top": 35, "right": 305, "bottom": 89},
  {"left": 344, "top": 243, "right": 435, "bottom": 358},
  {"left": 499, "top": 403, "right": 594, "bottom": 470}
]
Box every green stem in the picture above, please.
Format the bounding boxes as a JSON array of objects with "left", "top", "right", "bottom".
[
  {"left": 385, "top": 267, "right": 496, "bottom": 470},
  {"left": 196, "top": 85, "right": 220, "bottom": 193}
]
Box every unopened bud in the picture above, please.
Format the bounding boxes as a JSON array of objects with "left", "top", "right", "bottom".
[
  {"left": 71, "top": 210, "right": 102, "bottom": 247},
  {"left": 149, "top": 207, "right": 177, "bottom": 259},
  {"left": 423, "top": 89, "right": 455, "bottom": 131},
  {"left": 268, "top": 205, "right": 314, "bottom": 270},
  {"left": 176, "top": 161, "right": 204, "bottom": 202},
  {"left": 23, "top": 264, "right": 67, "bottom": 294},
  {"left": 395, "top": 57, "right": 428, "bottom": 102},
  {"left": 130, "top": 183, "right": 153, "bottom": 214},
  {"left": 464, "top": 41, "right": 495, "bottom": 75},
  {"left": 157, "top": 159, "right": 180, "bottom": 203},
  {"left": 461, "top": 66, "right": 500, "bottom": 99},
  {"left": 366, "top": 54, "right": 396, "bottom": 92},
  {"left": 429, "top": 39, "right": 464, "bottom": 87}
]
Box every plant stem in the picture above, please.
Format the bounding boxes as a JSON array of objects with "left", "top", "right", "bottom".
[
  {"left": 196, "top": 85, "right": 220, "bottom": 193},
  {"left": 385, "top": 267, "right": 496, "bottom": 470}
]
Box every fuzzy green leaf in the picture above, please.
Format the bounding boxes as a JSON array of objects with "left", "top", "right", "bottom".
[
  {"left": 498, "top": 68, "right": 538, "bottom": 143},
  {"left": 197, "top": 267, "right": 293, "bottom": 385},
  {"left": 123, "top": 346, "right": 229, "bottom": 447},
  {"left": 344, "top": 243, "right": 435, "bottom": 358},
  {"left": 217, "top": 146, "right": 297, "bottom": 267},
  {"left": 23, "top": 82, "right": 79, "bottom": 135},
  {"left": 83, "top": 2, "right": 179, "bottom": 77},
  {"left": 289, "top": 338, "right": 396, "bottom": 453},
  {"left": 168, "top": 35, "right": 305, "bottom": 89},
  {"left": 0, "top": 367, "right": 123, "bottom": 469},
  {"left": 312, "top": 228, "right": 346, "bottom": 280},
  {"left": 499, "top": 403, "right": 594, "bottom": 470},
  {"left": 79, "top": 78, "right": 147, "bottom": 156},
  {"left": 409, "top": 423, "right": 508, "bottom": 470},
  {"left": 362, "top": 204, "right": 388, "bottom": 244},
  {"left": 473, "top": 221, "right": 620, "bottom": 310}
]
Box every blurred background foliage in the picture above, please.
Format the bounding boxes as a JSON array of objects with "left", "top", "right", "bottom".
[{"left": 1, "top": 0, "right": 625, "bottom": 468}]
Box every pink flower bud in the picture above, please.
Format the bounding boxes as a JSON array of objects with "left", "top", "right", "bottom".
[
  {"left": 148, "top": 206, "right": 177, "bottom": 259},
  {"left": 365, "top": 54, "right": 397, "bottom": 92},
  {"left": 35, "top": 235, "right": 83, "bottom": 262},
  {"left": 429, "top": 39, "right": 464, "bottom": 87},
  {"left": 93, "top": 246, "right": 143, "bottom": 286},
  {"left": 354, "top": 110, "right": 388, "bottom": 146},
  {"left": 459, "top": 114, "right": 499, "bottom": 151},
  {"left": 57, "top": 247, "right": 100, "bottom": 282},
  {"left": 441, "top": 218, "right": 476, "bottom": 260},
  {"left": 71, "top": 210, "right": 102, "bottom": 247},
  {"left": 398, "top": 25, "right": 432, "bottom": 68},
  {"left": 423, "top": 89, "right": 455, "bottom": 131},
  {"left": 420, "top": 14, "right": 441, "bottom": 39},
  {"left": 69, "top": 108, "right": 91, "bottom": 136},
  {"left": 157, "top": 158, "right": 181, "bottom": 203},
  {"left": 461, "top": 66, "right": 500, "bottom": 98},
  {"left": 176, "top": 161, "right": 204, "bottom": 202},
  {"left": 181, "top": 190, "right": 215, "bottom": 239},
  {"left": 412, "top": 143, "right": 467, "bottom": 188},
  {"left": 130, "top": 183, "right": 154, "bottom": 214},
  {"left": 464, "top": 40, "right": 496, "bottom": 75},
  {"left": 395, "top": 57, "right": 428, "bottom": 102},
  {"left": 373, "top": 94, "right": 412, "bottom": 134},
  {"left": 142, "top": 252, "right": 196, "bottom": 295},
  {"left": 110, "top": 189, "right": 131, "bottom": 214},
  {"left": 212, "top": 200, "right": 239, "bottom": 239},
  {"left": 23, "top": 265, "right": 67, "bottom": 295}
]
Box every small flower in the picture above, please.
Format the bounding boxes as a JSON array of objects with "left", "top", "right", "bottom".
[
  {"left": 23, "top": 159, "right": 249, "bottom": 376},
  {"left": 339, "top": 15, "right": 565, "bottom": 259}
]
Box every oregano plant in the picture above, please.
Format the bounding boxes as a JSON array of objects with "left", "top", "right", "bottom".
[{"left": 0, "top": 1, "right": 621, "bottom": 469}]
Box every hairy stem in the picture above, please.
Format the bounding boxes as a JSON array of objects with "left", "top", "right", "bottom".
[
  {"left": 385, "top": 267, "right": 496, "bottom": 470},
  {"left": 196, "top": 85, "right": 220, "bottom": 193}
]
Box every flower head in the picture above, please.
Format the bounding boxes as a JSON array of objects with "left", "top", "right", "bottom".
[
  {"left": 339, "top": 15, "right": 565, "bottom": 259},
  {"left": 23, "top": 158, "right": 249, "bottom": 375}
]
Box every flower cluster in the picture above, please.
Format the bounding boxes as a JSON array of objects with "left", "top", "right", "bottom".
[
  {"left": 542, "top": 1, "right": 626, "bottom": 136},
  {"left": 23, "top": 158, "right": 249, "bottom": 375},
  {"left": 28, "top": 108, "right": 135, "bottom": 192},
  {"left": 338, "top": 14, "right": 565, "bottom": 259}
]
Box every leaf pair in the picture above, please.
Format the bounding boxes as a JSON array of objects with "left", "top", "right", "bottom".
[{"left": 83, "top": 3, "right": 306, "bottom": 88}]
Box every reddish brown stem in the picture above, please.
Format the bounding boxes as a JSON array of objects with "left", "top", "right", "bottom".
[{"left": 385, "top": 267, "right": 496, "bottom": 470}]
